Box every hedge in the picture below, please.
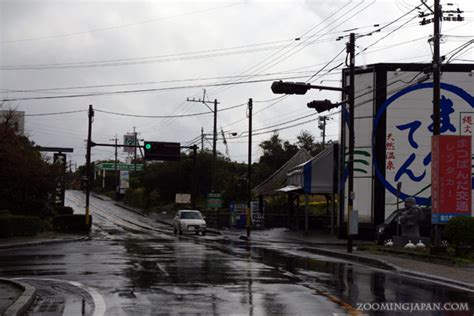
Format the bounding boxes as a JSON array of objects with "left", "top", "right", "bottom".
[
  {"left": 0, "top": 210, "right": 11, "bottom": 217},
  {"left": 0, "top": 215, "right": 41, "bottom": 238},
  {"left": 53, "top": 215, "right": 92, "bottom": 233},
  {"left": 53, "top": 206, "right": 74, "bottom": 215},
  {"left": 444, "top": 216, "right": 474, "bottom": 250}
]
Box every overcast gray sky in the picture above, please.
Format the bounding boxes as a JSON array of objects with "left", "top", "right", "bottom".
[{"left": 1, "top": 0, "right": 473, "bottom": 167}]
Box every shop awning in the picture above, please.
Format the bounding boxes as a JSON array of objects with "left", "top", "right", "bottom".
[
  {"left": 286, "top": 144, "right": 338, "bottom": 195},
  {"left": 275, "top": 185, "right": 303, "bottom": 193}
]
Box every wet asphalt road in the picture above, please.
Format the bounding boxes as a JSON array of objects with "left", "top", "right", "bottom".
[{"left": 0, "top": 190, "right": 473, "bottom": 315}]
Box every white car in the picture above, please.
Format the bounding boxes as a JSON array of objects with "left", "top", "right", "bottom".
[{"left": 173, "top": 210, "right": 206, "bottom": 236}]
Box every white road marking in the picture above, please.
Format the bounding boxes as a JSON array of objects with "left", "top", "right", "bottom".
[
  {"left": 15, "top": 277, "right": 106, "bottom": 316},
  {"left": 69, "top": 280, "right": 107, "bottom": 316},
  {"left": 156, "top": 263, "right": 170, "bottom": 277}
]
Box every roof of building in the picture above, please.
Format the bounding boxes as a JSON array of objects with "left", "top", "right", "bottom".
[{"left": 252, "top": 148, "right": 312, "bottom": 196}]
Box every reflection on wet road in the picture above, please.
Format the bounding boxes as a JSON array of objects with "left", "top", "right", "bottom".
[{"left": 0, "top": 191, "right": 472, "bottom": 315}]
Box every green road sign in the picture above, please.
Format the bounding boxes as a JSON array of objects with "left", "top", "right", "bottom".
[
  {"left": 95, "top": 162, "right": 144, "bottom": 171},
  {"left": 207, "top": 192, "right": 223, "bottom": 208}
]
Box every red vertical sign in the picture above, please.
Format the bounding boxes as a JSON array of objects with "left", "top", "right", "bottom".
[{"left": 431, "top": 135, "right": 472, "bottom": 223}]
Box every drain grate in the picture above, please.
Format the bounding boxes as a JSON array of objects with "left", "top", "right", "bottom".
[{"left": 34, "top": 296, "right": 65, "bottom": 314}]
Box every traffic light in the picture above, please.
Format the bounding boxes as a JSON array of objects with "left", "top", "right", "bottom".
[
  {"left": 144, "top": 141, "right": 181, "bottom": 161},
  {"left": 271, "top": 81, "right": 310, "bottom": 95},
  {"left": 307, "top": 99, "right": 338, "bottom": 113}
]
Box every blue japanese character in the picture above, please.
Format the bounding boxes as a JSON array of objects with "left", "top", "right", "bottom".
[
  {"left": 396, "top": 121, "right": 422, "bottom": 149},
  {"left": 428, "top": 95, "right": 456, "bottom": 133},
  {"left": 423, "top": 152, "right": 431, "bottom": 165},
  {"left": 395, "top": 153, "right": 426, "bottom": 182}
]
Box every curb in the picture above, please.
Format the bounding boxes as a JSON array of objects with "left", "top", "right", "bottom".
[
  {"left": 299, "top": 247, "right": 474, "bottom": 292},
  {"left": 300, "top": 247, "right": 398, "bottom": 271},
  {"left": 397, "top": 268, "right": 474, "bottom": 291},
  {"left": 114, "top": 203, "right": 148, "bottom": 217},
  {"left": 0, "top": 236, "right": 89, "bottom": 251},
  {"left": 91, "top": 194, "right": 107, "bottom": 201},
  {"left": 0, "top": 278, "right": 36, "bottom": 316}
]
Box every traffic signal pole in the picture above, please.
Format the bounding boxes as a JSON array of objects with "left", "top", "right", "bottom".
[{"left": 270, "top": 43, "right": 352, "bottom": 246}]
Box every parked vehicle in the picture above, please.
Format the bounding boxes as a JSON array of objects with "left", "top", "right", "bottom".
[
  {"left": 375, "top": 207, "right": 431, "bottom": 245},
  {"left": 173, "top": 210, "right": 206, "bottom": 236}
]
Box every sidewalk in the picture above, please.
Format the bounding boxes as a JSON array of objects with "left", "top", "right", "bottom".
[
  {"left": 0, "top": 281, "right": 21, "bottom": 315},
  {"left": 0, "top": 278, "right": 36, "bottom": 316},
  {"left": 0, "top": 232, "right": 88, "bottom": 250}
]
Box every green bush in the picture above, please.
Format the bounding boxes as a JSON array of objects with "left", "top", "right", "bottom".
[
  {"left": 103, "top": 191, "right": 116, "bottom": 200},
  {"left": 0, "top": 215, "right": 41, "bottom": 238},
  {"left": 444, "top": 216, "right": 474, "bottom": 249},
  {"left": 53, "top": 215, "right": 92, "bottom": 233},
  {"left": 124, "top": 187, "right": 146, "bottom": 209},
  {"left": 53, "top": 206, "right": 74, "bottom": 215},
  {"left": 0, "top": 210, "right": 11, "bottom": 217},
  {"left": 147, "top": 189, "right": 161, "bottom": 208}
]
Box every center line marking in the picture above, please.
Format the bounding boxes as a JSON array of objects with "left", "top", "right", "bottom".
[{"left": 156, "top": 263, "right": 170, "bottom": 277}]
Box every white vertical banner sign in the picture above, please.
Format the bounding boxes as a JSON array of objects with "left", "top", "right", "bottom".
[{"left": 120, "top": 170, "right": 130, "bottom": 194}]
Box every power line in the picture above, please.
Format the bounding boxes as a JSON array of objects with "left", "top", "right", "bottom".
[
  {"left": 0, "top": 75, "right": 310, "bottom": 102},
  {"left": 0, "top": 40, "right": 326, "bottom": 70},
  {"left": 23, "top": 109, "right": 87, "bottom": 116},
  {"left": 222, "top": 6, "right": 432, "bottom": 129},
  {"left": 206, "top": 0, "right": 368, "bottom": 97},
  {"left": 94, "top": 102, "right": 246, "bottom": 119},
  {"left": 0, "top": 69, "right": 318, "bottom": 94},
  {"left": 225, "top": 70, "right": 431, "bottom": 139},
  {"left": 0, "top": 3, "right": 241, "bottom": 45}
]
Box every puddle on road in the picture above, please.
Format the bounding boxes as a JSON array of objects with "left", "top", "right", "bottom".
[
  {"left": 105, "top": 236, "right": 473, "bottom": 314},
  {"left": 235, "top": 241, "right": 474, "bottom": 312}
]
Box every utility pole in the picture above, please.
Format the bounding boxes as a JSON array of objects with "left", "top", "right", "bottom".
[
  {"left": 212, "top": 99, "right": 217, "bottom": 192},
  {"left": 432, "top": 0, "right": 442, "bottom": 248},
  {"left": 201, "top": 127, "right": 205, "bottom": 152},
  {"left": 186, "top": 93, "right": 219, "bottom": 192},
  {"left": 247, "top": 98, "right": 253, "bottom": 239},
  {"left": 318, "top": 116, "right": 332, "bottom": 149},
  {"left": 433, "top": 0, "right": 441, "bottom": 136},
  {"left": 347, "top": 33, "right": 355, "bottom": 253},
  {"left": 114, "top": 135, "right": 118, "bottom": 196},
  {"left": 419, "top": 0, "right": 464, "bottom": 250},
  {"left": 85, "top": 105, "right": 94, "bottom": 226},
  {"left": 321, "top": 117, "right": 326, "bottom": 149},
  {"left": 133, "top": 127, "right": 137, "bottom": 172},
  {"left": 191, "top": 145, "right": 198, "bottom": 209}
]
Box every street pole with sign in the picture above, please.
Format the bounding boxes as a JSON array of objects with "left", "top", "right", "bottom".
[
  {"left": 247, "top": 98, "right": 253, "bottom": 239},
  {"left": 85, "top": 105, "right": 94, "bottom": 226}
]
